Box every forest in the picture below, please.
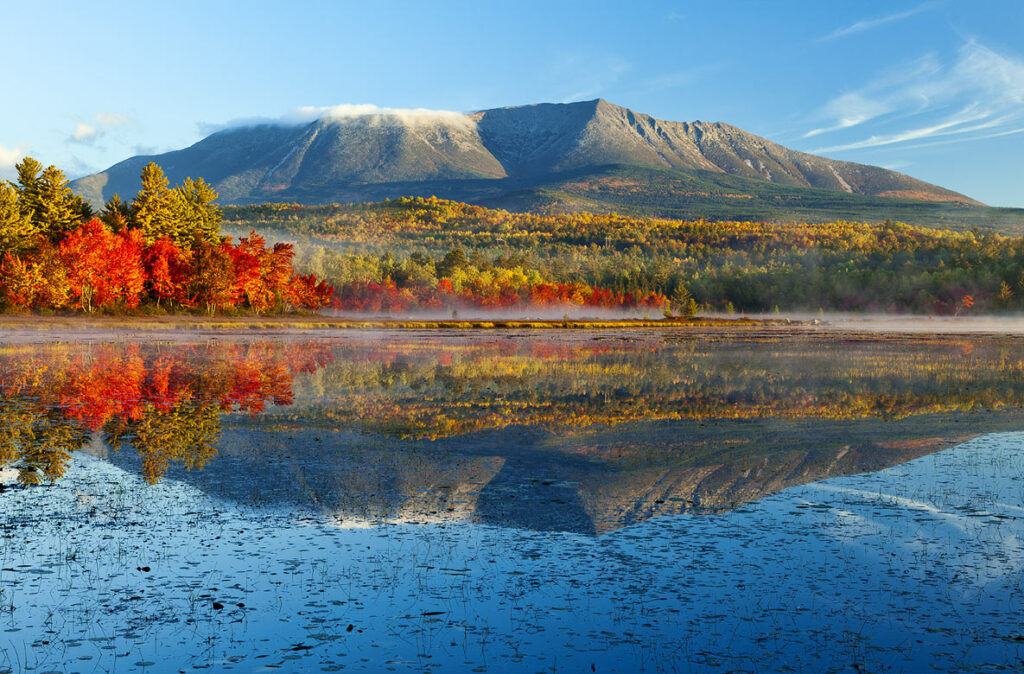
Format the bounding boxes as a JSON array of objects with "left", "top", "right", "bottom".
[
  {"left": 0, "top": 159, "right": 332, "bottom": 314},
  {"left": 227, "top": 197, "right": 1024, "bottom": 315},
  {"left": 5, "top": 160, "right": 1024, "bottom": 316}
]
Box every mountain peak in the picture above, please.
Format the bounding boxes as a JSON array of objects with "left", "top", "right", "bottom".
[{"left": 71, "top": 99, "right": 981, "bottom": 211}]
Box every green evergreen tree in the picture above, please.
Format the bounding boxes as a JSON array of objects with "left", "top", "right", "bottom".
[
  {"left": 33, "top": 165, "right": 87, "bottom": 239},
  {"left": 0, "top": 182, "right": 38, "bottom": 253},
  {"left": 100, "top": 194, "right": 132, "bottom": 232},
  {"left": 14, "top": 157, "right": 44, "bottom": 219},
  {"left": 437, "top": 247, "right": 468, "bottom": 278},
  {"left": 132, "top": 163, "right": 180, "bottom": 242},
  {"left": 174, "top": 177, "right": 222, "bottom": 245},
  {"left": 670, "top": 283, "right": 692, "bottom": 314}
]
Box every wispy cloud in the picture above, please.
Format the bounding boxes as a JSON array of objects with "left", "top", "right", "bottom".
[
  {"left": 545, "top": 52, "right": 630, "bottom": 103},
  {"left": 93, "top": 111, "right": 130, "bottom": 127},
  {"left": 620, "top": 62, "right": 725, "bottom": 101},
  {"left": 819, "top": 2, "right": 936, "bottom": 41},
  {"left": 806, "top": 41, "right": 1024, "bottom": 153}
]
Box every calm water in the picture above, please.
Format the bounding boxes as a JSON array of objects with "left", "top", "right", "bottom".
[{"left": 1, "top": 330, "right": 1023, "bottom": 672}]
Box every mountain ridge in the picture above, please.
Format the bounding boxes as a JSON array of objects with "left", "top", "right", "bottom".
[{"left": 71, "top": 99, "right": 983, "bottom": 217}]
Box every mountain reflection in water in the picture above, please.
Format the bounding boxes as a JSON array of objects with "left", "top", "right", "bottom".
[{"left": 2, "top": 332, "right": 1024, "bottom": 534}]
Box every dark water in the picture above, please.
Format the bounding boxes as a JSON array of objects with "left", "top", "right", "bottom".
[{"left": 1, "top": 331, "right": 1023, "bottom": 671}]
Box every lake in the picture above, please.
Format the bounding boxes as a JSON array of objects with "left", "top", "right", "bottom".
[{"left": 1, "top": 328, "right": 1023, "bottom": 672}]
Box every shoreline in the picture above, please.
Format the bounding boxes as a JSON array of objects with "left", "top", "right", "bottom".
[
  {"left": 0, "top": 314, "right": 782, "bottom": 332},
  {"left": 2, "top": 314, "right": 1024, "bottom": 343}
]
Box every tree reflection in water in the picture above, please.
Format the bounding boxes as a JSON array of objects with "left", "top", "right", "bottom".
[
  {"left": 0, "top": 342, "right": 334, "bottom": 484},
  {"left": 2, "top": 333, "right": 1024, "bottom": 501}
]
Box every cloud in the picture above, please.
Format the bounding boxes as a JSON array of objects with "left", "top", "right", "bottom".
[
  {"left": 806, "top": 41, "right": 1024, "bottom": 152},
  {"left": 71, "top": 123, "right": 98, "bottom": 144},
  {"left": 93, "top": 111, "right": 130, "bottom": 126},
  {"left": 68, "top": 111, "right": 134, "bottom": 145},
  {"left": 803, "top": 93, "right": 896, "bottom": 137},
  {"left": 0, "top": 143, "right": 26, "bottom": 177},
  {"left": 819, "top": 2, "right": 936, "bottom": 41},
  {"left": 199, "top": 104, "right": 470, "bottom": 136},
  {"left": 291, "top": 104, "right": 469, "bottom": 124}
]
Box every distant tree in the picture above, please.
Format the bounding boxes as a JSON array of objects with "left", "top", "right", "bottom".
[
  {"left": 670, "top": 284, "right": 692, "bottom": 314},
  {"left": 999, "top": 281, "right": 1013, "bottom": 306},
  {"left": 437, "top": 247, "right": 468, "bottom": 278}
]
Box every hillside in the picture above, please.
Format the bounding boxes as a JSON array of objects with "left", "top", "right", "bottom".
[
  {"left": 224, "top": 196, "right": 1024, "bottom": 315},
  {"left": 70, "top": 99, "right": 1016, "bottom": 228}
]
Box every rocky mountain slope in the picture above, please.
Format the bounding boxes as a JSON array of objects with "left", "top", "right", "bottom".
[{"left": 72, "top": 98, "right": 981, "bottom": 216}]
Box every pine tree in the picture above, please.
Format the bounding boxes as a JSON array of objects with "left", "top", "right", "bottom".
[
  {"left": 670, "top": 283, "right": 691, "bottom": 314},
  {"left": 101, "top": 194, "right": 132, "bottom": 232},
  {"left": 174, "top": 177, "right": 222, "bottom": 245},
  {"left": 132, "top": 163, "right": 180, "bottom": 243},
  {"left": 14, "top": 157, "right": 44, "bottom": 218},
  {"left": 35, "top": 165, "right": 87, "bottom": 238},
  {"left": 0, "top": 183, "right": 38, "bottom": 253}
]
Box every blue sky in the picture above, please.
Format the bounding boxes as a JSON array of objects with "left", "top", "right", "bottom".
[{"left": 2, "top": 0, "right": 1022, "bottom": 206}]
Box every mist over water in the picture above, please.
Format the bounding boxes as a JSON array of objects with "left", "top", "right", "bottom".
[{"left": 738, "top": 312, "right": 1024, "bottom": 334}]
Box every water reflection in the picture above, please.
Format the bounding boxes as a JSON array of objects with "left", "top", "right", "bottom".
[
  {"left": 3, "top": 333, "right": 1024, "bottom": 535},
  {"left": 0, "top": 342, "right": 334, "bottom": 485}
]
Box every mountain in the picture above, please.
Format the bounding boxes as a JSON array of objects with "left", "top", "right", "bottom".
[
  {"left": 103, "top": 416, "right": 976, "bottom": 536},
  {"left": 72, "top": 99, "right": 991, "bottom": 223}
]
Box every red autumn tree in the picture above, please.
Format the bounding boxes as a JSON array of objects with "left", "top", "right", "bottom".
[
  {"left": 285, "top": 273, "right": 334, "bottom": 310},
  {"left": 230, "top": 233, "right": 265, "bottom": 310},
  {"left": 58, "top": 219, "right": 145, "bottom": 311},
  {"left": 188, "top": 240, "right": 237, "bottom": 314},
  {"left": 143, "top": 237, "right": 191, "bottom": 307}
]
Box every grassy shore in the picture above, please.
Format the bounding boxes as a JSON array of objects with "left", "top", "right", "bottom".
[{"left": 0, "top": 313, "right": 787, "bottom": 332}]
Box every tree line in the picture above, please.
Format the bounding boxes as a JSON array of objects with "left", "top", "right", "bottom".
[{"left": 229, "top": 196, "right": 1024, "bottom": 315}]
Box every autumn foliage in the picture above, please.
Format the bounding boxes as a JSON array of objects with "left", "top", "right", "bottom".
[
  {"left": 0, "top": 159, "right": 333, "bottom": 314},
  {"left": 330, "top": 277, "right": 668, "bottom": 313}
]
